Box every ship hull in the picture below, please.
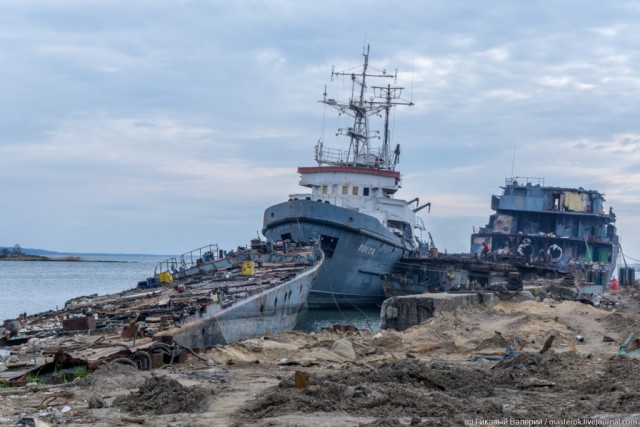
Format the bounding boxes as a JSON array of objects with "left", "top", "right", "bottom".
[
  {"left": 166, "top": 256, "right": 321, "bottom": 348},
  {"left": 263, "top": 199, "right": 407, "bottom": 309},
  {"left": 471, "top": 231, "right": 619, "bottom": 286}
]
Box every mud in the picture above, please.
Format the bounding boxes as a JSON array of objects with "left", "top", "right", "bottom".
[
  {"left": 79, "top": 360, "right": 148, "bottom": 391},
  {"left": 603, "top": 312, "right": 639, "bottom": 331},
  {"left": 474, "top": 330, "right": 511, "bottom": 350},
  {"left": 113, "top": 374, "right": 211, "bottom": 415},
  {"left": 238, "top": 351, "right": 640, "bottom": 425},
  {"left": 2, "top": 287, "right": 640, "bottom": 426},
  {"left": 239, "top": 358, "right": 500, "bottom": 425}
]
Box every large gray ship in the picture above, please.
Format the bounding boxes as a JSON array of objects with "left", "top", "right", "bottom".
[{"left": 262, "top": 46, "right": 430, "bottom": 309}]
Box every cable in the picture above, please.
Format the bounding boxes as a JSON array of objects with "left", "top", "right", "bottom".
[{"left": 294, "top": 215, "right": 372, "bottom": 331}]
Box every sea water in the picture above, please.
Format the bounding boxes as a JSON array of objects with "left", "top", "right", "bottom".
[
  {"left": 295, "top": 307, "right": 381, "bottom": 332},
  {"left": 0, "top": 254, "right": 382, "bottom": 332},
  {"left": 0, "top": 254, "right": 164, "bottom": 321}
]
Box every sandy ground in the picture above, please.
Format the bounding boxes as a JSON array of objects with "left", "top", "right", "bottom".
[{"left": 2, "top": 287, "right": 640, "bottom": 427}]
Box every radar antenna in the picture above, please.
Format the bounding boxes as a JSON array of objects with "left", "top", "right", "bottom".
[{"left": 316, "top": 45, "right": 413, "bottom": 170}]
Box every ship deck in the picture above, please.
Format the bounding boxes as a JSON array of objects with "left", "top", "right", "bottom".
[{"left": 0, "top": 245, "right": 320, "bottom": 385}]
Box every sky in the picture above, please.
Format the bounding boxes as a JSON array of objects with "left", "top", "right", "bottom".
[{"left": 2, "top": 1, "right": 640, "bottom": 262}]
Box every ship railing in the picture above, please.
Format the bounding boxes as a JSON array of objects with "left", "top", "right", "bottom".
[
  {"left": 472, "top": 226, "right": 492, "bottom": 234},
  {"left": 154, "top": 257, "right": 179, "bottom": 278},
  {"left": 505, "top": 177, "right": 545, "bottom": 187},
  {"left": 315, "top": 143, "right": 391, "bottom": 169},
  {"left": 154, "top": 244, "right": 223, "bottom": 278},
  {"left": 315, "top": 143, "right": 346, "bottom": 164},
  {"left": 178, "top": 244, "right": 221, "bottom": 271}
]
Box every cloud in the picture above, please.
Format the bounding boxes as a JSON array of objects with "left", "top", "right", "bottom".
[
  {"left": 1, "top": 0, "right": 640, "bottom": 259},
  {"left": 537, "top": 76, "right": 594, "bottom": 90}
]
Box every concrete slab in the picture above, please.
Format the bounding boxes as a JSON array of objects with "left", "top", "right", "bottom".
[{"left": 380, "top": 292, "right": 498, "bottom": 331}]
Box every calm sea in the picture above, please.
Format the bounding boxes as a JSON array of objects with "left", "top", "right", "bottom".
[
  {"left": 0, "top": 254, "right": 164, "bottom": 321},
  {"left": 0, "top": 254, "right": 382, "bottom": 331}
]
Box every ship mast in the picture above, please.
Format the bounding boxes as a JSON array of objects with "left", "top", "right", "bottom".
[
  {"left": 317, "top": 45, "right": 413, "bottom": 170},
  {"left": 373, "top": 83, "right": 412, "bottom": 167}
]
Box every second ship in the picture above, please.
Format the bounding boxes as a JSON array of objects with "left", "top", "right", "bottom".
[{"left": 262, "top": 46, "right": 430, "bottom": 309}]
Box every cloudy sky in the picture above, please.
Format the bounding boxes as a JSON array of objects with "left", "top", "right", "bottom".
[{"left": 2, "top": 1, "right": 640, "bottom": 262}]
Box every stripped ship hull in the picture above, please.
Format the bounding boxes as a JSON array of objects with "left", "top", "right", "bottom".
[
  {"left": 152, "top": 243, "right": 324, "bottom": 348},
  {"left": 163, "top": 253, "right": 322, "bottom": 348}
]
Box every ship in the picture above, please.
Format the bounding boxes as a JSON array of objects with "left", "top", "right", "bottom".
[
  {"left": 1, "top": 240, "right": 323, "bottom": 358},
  {"left": 381, "top": 177, "right": 621, "bottom": 299},
  {"left": 470, "top": 177, "right": 620, "bottom": 291},
  {"left": 151, "top": 240, "right": 323, "bottom": 348},
  {"left": 262, "top": 46, "right": 430, "bottom": 309}
]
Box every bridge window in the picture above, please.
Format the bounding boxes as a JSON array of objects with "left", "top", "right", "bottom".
[
  {"left": 322, "top": 185, "right": 328, "bottom": 194},
  {"left": 363, "top": 188, "right": 370, "bottom": 196},
  {"left": 342, "top": 185, "right": 348, "bottom": 195},
  {"left": 352, "top": 186, "right": 359, "bottom": 195}
]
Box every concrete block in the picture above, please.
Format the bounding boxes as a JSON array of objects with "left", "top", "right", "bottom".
[{"left": 380, "top": 292, "right": 498, "bottom": 331}]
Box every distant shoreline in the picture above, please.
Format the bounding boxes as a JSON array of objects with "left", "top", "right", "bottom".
[{"left": 0, "top": 254, "right": 125, "bottom": 263}]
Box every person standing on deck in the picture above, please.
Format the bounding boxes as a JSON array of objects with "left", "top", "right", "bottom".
[{"left": 482, "top": 241, "right": 490, "bottom": 258}]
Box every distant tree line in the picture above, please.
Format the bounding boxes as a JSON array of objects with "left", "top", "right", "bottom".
[{"left": 1, "top": 244, "right": 22, "bottom": 257}]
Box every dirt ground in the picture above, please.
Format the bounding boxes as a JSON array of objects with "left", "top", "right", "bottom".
[{"left": 2, "top": 287, "right": 640, "bottom": 426}]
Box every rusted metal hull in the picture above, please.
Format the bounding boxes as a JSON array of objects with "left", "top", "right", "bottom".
[
  {"left": 382, "top": 253, "right": 569, "bottom": 298},
  {"left": 157, "top": 259, "right": 320, "bottom": 348}
]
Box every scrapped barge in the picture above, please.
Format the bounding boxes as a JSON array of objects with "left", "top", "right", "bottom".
[
  {"left": 152, "top": 240, "right": 323, "bottom": 348},
  {"left": 471, "top": 177, "right": 619, "bottom": 286},
  {"left": 0, "top": 241, "right": 322, "bottom": 384},
  {"left": 382, "top": 177, "right": 622, "bottom": 299}
]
